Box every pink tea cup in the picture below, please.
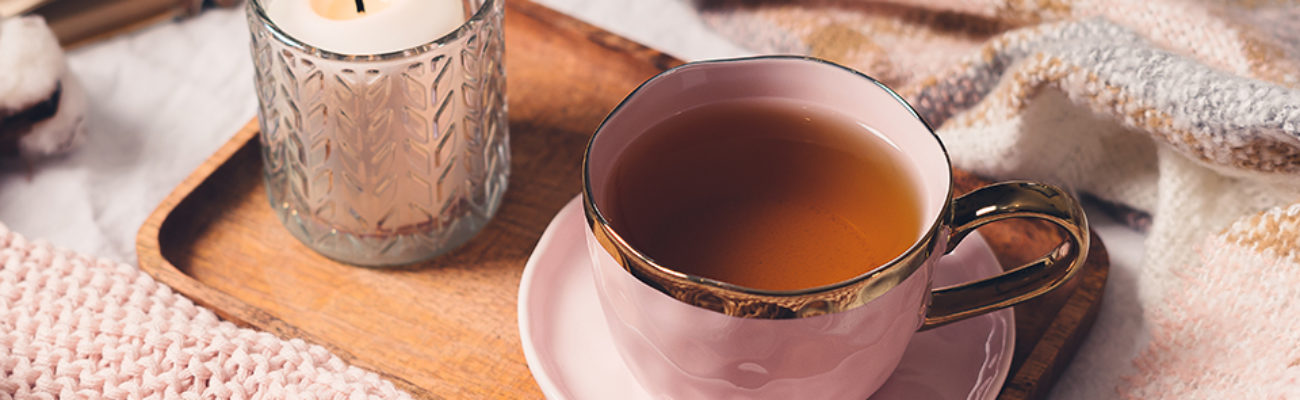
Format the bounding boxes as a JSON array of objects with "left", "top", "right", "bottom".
[{"left": 582, "top": 56, "right": 1089, "bottom": 399}]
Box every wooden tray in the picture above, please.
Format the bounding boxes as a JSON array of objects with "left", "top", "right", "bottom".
[{"left": 136, "top": 1, "right": 1109, "bottom": 398}]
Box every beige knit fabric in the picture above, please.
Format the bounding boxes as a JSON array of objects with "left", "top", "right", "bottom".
[
  {"left": 1123, "top": 204, "right": 1300, "bottom": 399},
  {"left": 696, "top": 0, "right": 1300, "bottom": 397},
  {"left": 0, "top": 223, "right": 412, "bottom": 399}
]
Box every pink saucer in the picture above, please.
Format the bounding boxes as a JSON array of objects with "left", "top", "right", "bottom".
[{"left": 518, "top": 197, "right": 1014, "bottom": 399}]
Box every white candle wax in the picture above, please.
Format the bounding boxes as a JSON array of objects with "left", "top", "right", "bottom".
[{"left": 266, "top": 0, "right": 466, "bottom": 55}]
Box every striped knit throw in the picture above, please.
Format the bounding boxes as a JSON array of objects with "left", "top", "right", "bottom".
[
  {"left": 0, "top": 223, "right": 412, "bottom": 398},
  {"left": 694, "top": 0, "right": 1300, "bottom": 398}
]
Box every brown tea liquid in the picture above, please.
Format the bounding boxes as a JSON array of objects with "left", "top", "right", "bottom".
[{"left": 604, "top": 98, "right": 924, "bottom": 291}]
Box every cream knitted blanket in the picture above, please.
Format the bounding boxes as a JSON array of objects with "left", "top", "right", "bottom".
[
  {"left": 0, "top": 223, "right": 412, "bottom": 398},
  {"left": 695, "top": 0, "right": 1300, "bottom": 398}
]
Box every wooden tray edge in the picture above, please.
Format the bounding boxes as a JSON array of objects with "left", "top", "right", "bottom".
[
  {"left": 1000, "top": 232, "right": 1109, "bottom": 399},
  {"left": 506, "top": 0, "right": 680, "bottom": 72},
  {"left": 134, "top": 121, "right": 435, "bottom": 397},
  {"left": 136, "top": 120, "right": 255, "bottom": 318}
]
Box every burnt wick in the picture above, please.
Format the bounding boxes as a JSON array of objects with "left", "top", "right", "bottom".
[{"left": 354, "top": 0, "right": 365, "bottom": 13}]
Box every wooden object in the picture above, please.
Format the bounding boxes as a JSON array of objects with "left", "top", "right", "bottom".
[
  {"left": 28, "top": 0, "right": 238, "bottom": 48},
  {"left": 136, "top": 1, "right": 1108, "bottom": 398},
  {"left": 0, "top": 0, "right": 50, "bottom": 17}
]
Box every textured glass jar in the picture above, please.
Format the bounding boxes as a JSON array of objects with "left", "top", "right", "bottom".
[{"left": 246, "top": 0, "right": 509, "bottom": 266}]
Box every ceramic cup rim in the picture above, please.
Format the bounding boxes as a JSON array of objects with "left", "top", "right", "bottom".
[{"left": 581, "top": 55, "right": 955, "bottom": 306}]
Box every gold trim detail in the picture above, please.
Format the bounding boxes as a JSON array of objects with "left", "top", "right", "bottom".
[
  {"left": 923, "top": 181, "right": 1090, "bottom": 329},
  {"left": 584, "top": 197, "right": 942, "bottom": 319}
]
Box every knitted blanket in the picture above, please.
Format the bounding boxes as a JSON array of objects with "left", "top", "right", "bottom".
[
  {"left": 0, "top": 223, "right": 412, "bottom": 398},
  {"left": 694, "top": 0, "right": 1300, "bottom": 398}
]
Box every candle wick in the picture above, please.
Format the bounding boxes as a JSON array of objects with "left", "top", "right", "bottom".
[{"left": 354, "top": 0, "right": 365, "bottom": 13}]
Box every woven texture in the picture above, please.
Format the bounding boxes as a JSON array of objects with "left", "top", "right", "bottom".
[
  {"left": 694, "top": 0, "right": 1300, "bottom": 397},
  {"left": 0, "top": 223, "right": 412, "bottom": 399},
  {"left": 1125, "top": 204, "right": 1300, "bottom": 399}
]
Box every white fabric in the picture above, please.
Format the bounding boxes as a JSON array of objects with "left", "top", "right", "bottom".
[
  {"left": 0, "top": 3, "right": 1143, "bottom": 399},
  {"left": 0, "top": 10, "right": 256, "bottom": 262}
]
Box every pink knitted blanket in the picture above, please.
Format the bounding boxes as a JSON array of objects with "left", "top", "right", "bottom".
[
  {"left": 694, "top": 0, "right": 1300, "bottom": 398},
  {"left": 0, "top": 223, "right": 411, "bottom": 398}
]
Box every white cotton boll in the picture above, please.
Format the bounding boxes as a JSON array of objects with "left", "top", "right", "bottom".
[
  {"left": 0, "top": 15, "right": 63, "bottom": 112},
  {"left": 19, "top": 73, "right": 86, "bottom": 157},
  {"left": 0, "top": 15, "right": 87, "bottom": 159}
]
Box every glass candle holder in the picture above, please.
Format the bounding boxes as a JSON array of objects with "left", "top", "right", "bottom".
[{"left": 246, "top": 0, "right": 509, "bottom": 266}]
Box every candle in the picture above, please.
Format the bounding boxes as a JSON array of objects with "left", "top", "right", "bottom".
[
  {"left": 266, "top": 0, "right": 466, "bottom": 55},
  {"left": 250, "top": 0, "right": 508, "bottom": 265}
]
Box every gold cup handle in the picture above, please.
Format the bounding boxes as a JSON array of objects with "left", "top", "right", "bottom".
[{"left": 921, "top": 181, "right": 1091, "bottom": 330}]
